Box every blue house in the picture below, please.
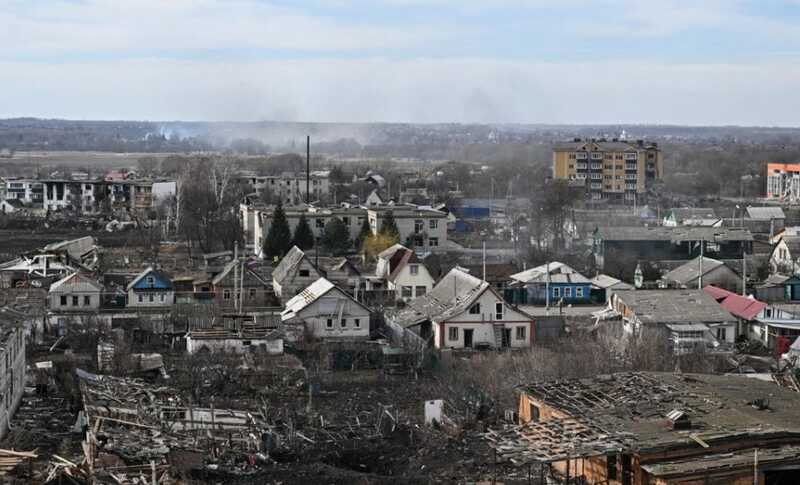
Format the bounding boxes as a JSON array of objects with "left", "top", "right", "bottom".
[
  {"left": 126, "top": 267, "right": 175, "bottom": 308},
  {"left": 507, "top": 262, "right": 592, "bottom": 305}
]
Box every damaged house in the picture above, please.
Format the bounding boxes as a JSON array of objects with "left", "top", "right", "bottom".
[
  {"left": 609, "top": 289, "right": 736, "bottom": 352},
  {"left": 388, "top": 267, "right": 535, "bottom": 349},
  {"left": 272, "top": 246, "right": 323, "bottom": 303},
  {"left": 487, "top": 372, "right": 800, "bottom": 485},
  {"left": 281, "top": 277, "right": 372, "bottom": 341},
  {"left": 366, "top": 244, "right": 435, "bottom": 301}
]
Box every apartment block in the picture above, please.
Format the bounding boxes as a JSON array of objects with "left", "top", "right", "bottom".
[
  {"left": 766, "top": 162, "right": 800, "bottom": 202},
  {"left": 552, "top": 138, "right": 662, "bottom": 202},
  {"left": 245, "top": 171, "right": 330, "bottom": 205}
]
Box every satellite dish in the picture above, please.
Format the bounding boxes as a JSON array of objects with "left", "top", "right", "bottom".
[{"left": 634, "top": 263, "right": 644, "bottom": 289}]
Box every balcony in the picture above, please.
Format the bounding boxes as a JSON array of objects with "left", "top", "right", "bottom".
[
  {"left": 575, "top": 152, "right": 588, "bottom": 160},
  {"left": 576, "top": 163, "right": 588, "bottom": 170},
  {"left": 590, "top": 163, "right": 603, "bottom": 170},
  {"left": 625, "top": 174, "right": 637, "bottom": 181},
  {"left": 590, "top": 183, "right": 603, "bottom": 190}
]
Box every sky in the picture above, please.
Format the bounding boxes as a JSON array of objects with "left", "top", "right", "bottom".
[{"left": 2, "top": 0, "right": 800, "bottom": 125}]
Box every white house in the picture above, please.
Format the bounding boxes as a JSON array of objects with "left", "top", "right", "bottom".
[
  {"left": 368, "top": 244, "right": 435, "bottom": 300},
  {"left": 126, "top": 267, "right": 175, "bottom": 308},
  {"left": 367, "top": 205, "right": 448, "bottom": 250},
  {"left": 48, "top": 272, "right": 103, "bottom": 311},
  {"left": 281, "top": 278, "right": 371, "bottom": 340},
  {"left": 771, "top": 236, "right": 800, "bottom": 274},
  {"left": 390, "top": 268, "right": 535, "bottom": 349}
]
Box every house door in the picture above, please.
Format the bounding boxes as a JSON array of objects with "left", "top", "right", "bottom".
[
  {"left": 463, "top": 329, "right": 474, "bottom": 348},
  {"left": 502, "top": 328, "right": 511, "bottom": 348}
]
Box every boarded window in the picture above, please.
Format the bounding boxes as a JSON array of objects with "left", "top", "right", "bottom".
[{"left": 448, "top": 327, "right": 458, "bottom": 341}]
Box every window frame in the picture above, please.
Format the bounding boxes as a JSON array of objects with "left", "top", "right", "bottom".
[
  {"left": 515, "top": 326, "right": 526, "bottom": 340},
  {"left": 448, "top": 327, "right": 459, "bottom": 341},
  {"left": 469, "top": 303, "right": 481, "bottom": 314}
]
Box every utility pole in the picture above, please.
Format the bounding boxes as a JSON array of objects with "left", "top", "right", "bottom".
[
  {"left": 306, "top": 136, "right": 310, "bottom": 204},
  {"left": 698, "top": 239, "right": 704, "bottom": 289}
]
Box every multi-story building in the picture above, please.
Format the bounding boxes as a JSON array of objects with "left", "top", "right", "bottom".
[
  {"left": 766, "top": 162, "right": 800, "bottom": 202},
  {"left": 552, "top": 138, "right": 662, "bottom": 202},
  {"left": 2, "top": 179, "right": 43, "bottom": 205},
  {"left": 252, "top": 205, "right": 367, "bottom": 255},
  {"left": 0, "top": 310, "right": 26, "bottom": 439},
  {"left": 245, "top": 171, "right": 330, "bottom": 206},
  {"left": 367, "top": 205, "right": 448, "bottom": 250}
]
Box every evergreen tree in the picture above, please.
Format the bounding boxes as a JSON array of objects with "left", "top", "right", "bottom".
[
  {"left": 379, "top": 210, "right": 400, "bottom": 243},
  {"left": 292, "top": 214, "right": 315, "bottom": 250},
  {"left": 263, "top": 201, "right": 292, "bottom": 259},
  {"left": 354, "top": 217, "right": 372, "bottom": 252},
  {"left": 321, "top": 217, "right": 351, "bottom": 256}
]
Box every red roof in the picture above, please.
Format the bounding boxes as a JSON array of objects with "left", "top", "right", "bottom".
[{"left": 703, "top": 285, "right": 767, "bottom": 321}]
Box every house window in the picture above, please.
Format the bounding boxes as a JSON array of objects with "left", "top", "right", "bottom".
[
  {"left": 60, "top": 295, "right": 67, "bottom": 306},
  {"left": 415, "top": 286, "right": 427, "bottom": 297},
  {"left": 469, "top": 303, "right": 481, "bottom": 314},
  {"left": 530, "top": 404, "right": 540, "bottom": 422},
  {"left": 72, "top": 296, "right": 79, "bottom": 306},
  {"left": 448, "top": 327, "right": 459, "bottom": 341},
  {"left": 516, "top": 326, "right": 526, "bottom": 340},
  {"left": 249, "top": 288, "right": 257, "bottom": 299},
  {"left": 607, "top": 455, "right": 618, "bottom": 480},
  {"left": 765, "top": 308, "right": 773, "bottom": 318},
  {"left": 402, "top": 286, "right": 413, "bottom": 298},
  {"left": 299, "top": 269, "right": 310, "bottom": 277},
  {"left": 429, "top": 219, "right": 438, "bottom": 229},
  {"left": 160, "top": 294, "right": 165, "bottom": 302},
  {"left": 342, "top": 217, "right": 350, "bottom": 226},
  {"left": 316, "top": 218, "right": 325, "bottom": 229},
  {"left": 341, "top": 318, "right": 347, "bottom": 328},
  {"left": 146, "top": 276, "right": 155, "bottom": 287},
  {"left": 716, "top": 327, "right": 727, "bottom": 341},
  {"left": 354, "top": 318, "right": 361, "bottom": 328},
  {"left": 429, "top": 237, "right": 439, "bottom": 247},
  {"left": 576, "top": 287, "right": 584, "bottom": 298},
  {"left": 138, "top": 294, "right": 143, "bottom": 303},
  {"left": 326, "top": 318, "right": 333, "bottom": 328},
  {"left": 409, "top": 265, "right": 418, "bottom": 275},
  {"left": 564, "top": 287, "right": 572, "bottom": 298},
  {"left": 496, "top": 302, "right": 504, "bottom": 320},
  {"left": 552, "top": 287, "right": 560, "bottom": 298},
  {"left": 223, "top": 290, "right": 232, "bottom": 300},
  {"left": 149, "top": 294, "right": 154, "bottom": 303},
  {"left": 414, "top": 220, "right": 424, "bottom": 233},
  {"left": 84, "top": 295, "right": 91, "bottom": 306}
]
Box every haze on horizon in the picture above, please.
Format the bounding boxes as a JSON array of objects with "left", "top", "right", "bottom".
[{"left": 3, "top": 0, "right": 800, "bottom": 127}]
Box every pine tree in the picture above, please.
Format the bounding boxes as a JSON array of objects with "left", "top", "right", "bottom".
[
  {"left": 292, "top": 214, "right": 315, "bottom": 251},
  {"left": 263, "top": 201, "right": 292, "bottom": 259},
  {"left": 321, "top": 217, "right": 351, "bottom": 256},
  {"left": 379, "top": 210, "right": 400, "bottom": 243},
  {"left": 354, "top": 217, "right": 372, "bottom": 252}
]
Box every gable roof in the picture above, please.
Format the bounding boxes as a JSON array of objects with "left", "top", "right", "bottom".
[
  {"left": 126, "top": 267, "right": 173, "bottom": 291},
  {"left": 49, "top": 272, "right": 103, "bottom": 293},
  {"left": 662, "top": 256, "right": 730, "bottom": 285},
  {"left": 747, "top": 206, "right": 785, "bottom": 220},
  {"left": 390, "top": 268, "right": 490, "bottom": 328},
  {"left": 591, "top": 274, "right": 634, "bottom": 291},
  {"left": 272, "top": 246, "right": 311, "bottom": 284},
  {"left": 211, "top": 259, "right": 268, "bottom": 286},
  {"left": 703, "top": 285, "right": 767, "bottom": 321},
  {"left": 613, "top": 289, "right": 735, "bottom": 324},
  {"left": 281, "top": 277, "right": 370, "bottom": 320},
  {"left": 377, "top": 244, "right": 422, "bottom": 282},
  {"left": 510, "top": 262, "right": 591, "bottom": 285},
  {"left": 779, "top": 236, "right": 800, "bottom": 257},
  {"left": 669, "top": 208, "right": 717, "bottom": 222}
]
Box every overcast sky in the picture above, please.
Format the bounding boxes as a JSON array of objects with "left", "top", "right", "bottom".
[{"left": 3, "top": 0, "right": 800, "bottom": 125}]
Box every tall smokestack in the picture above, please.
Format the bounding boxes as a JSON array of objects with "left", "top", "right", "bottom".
[{"left": 306, "top": 135, "right": 310, "bottom": 204}]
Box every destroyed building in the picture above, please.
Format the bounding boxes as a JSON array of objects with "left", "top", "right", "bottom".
[
  {"left": 487, "top": 372, "right": 800, "bottom": 485},
  {"left": 0, "top": 309, "right": 26, "bottom": 439}
]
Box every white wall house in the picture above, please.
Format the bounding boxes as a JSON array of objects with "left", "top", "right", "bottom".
[
  {"left": 391, "top": 268, "right": 535, "bottom": 349},
  {"left": 771, "top": 237, "right": 800, "bottom": 274},
  {"left": 369, "top": 244, "right": 435, "bottom": 300},
  {"left": 48, "top": 272, "right": 102, "bottom": 311},
  {"left": 281, "top": 278, "right": 371, "bottom": 340},
  {"left": 126, "top": 267, "right": 175, "bottom": 308},
  {"left": 272, "top": 246, "right": 324, "bottom": 302}
]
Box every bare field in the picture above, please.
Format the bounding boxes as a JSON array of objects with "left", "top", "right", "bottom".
[{"left": 4, "top": 151, "right": 179, "bottom": 169}]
